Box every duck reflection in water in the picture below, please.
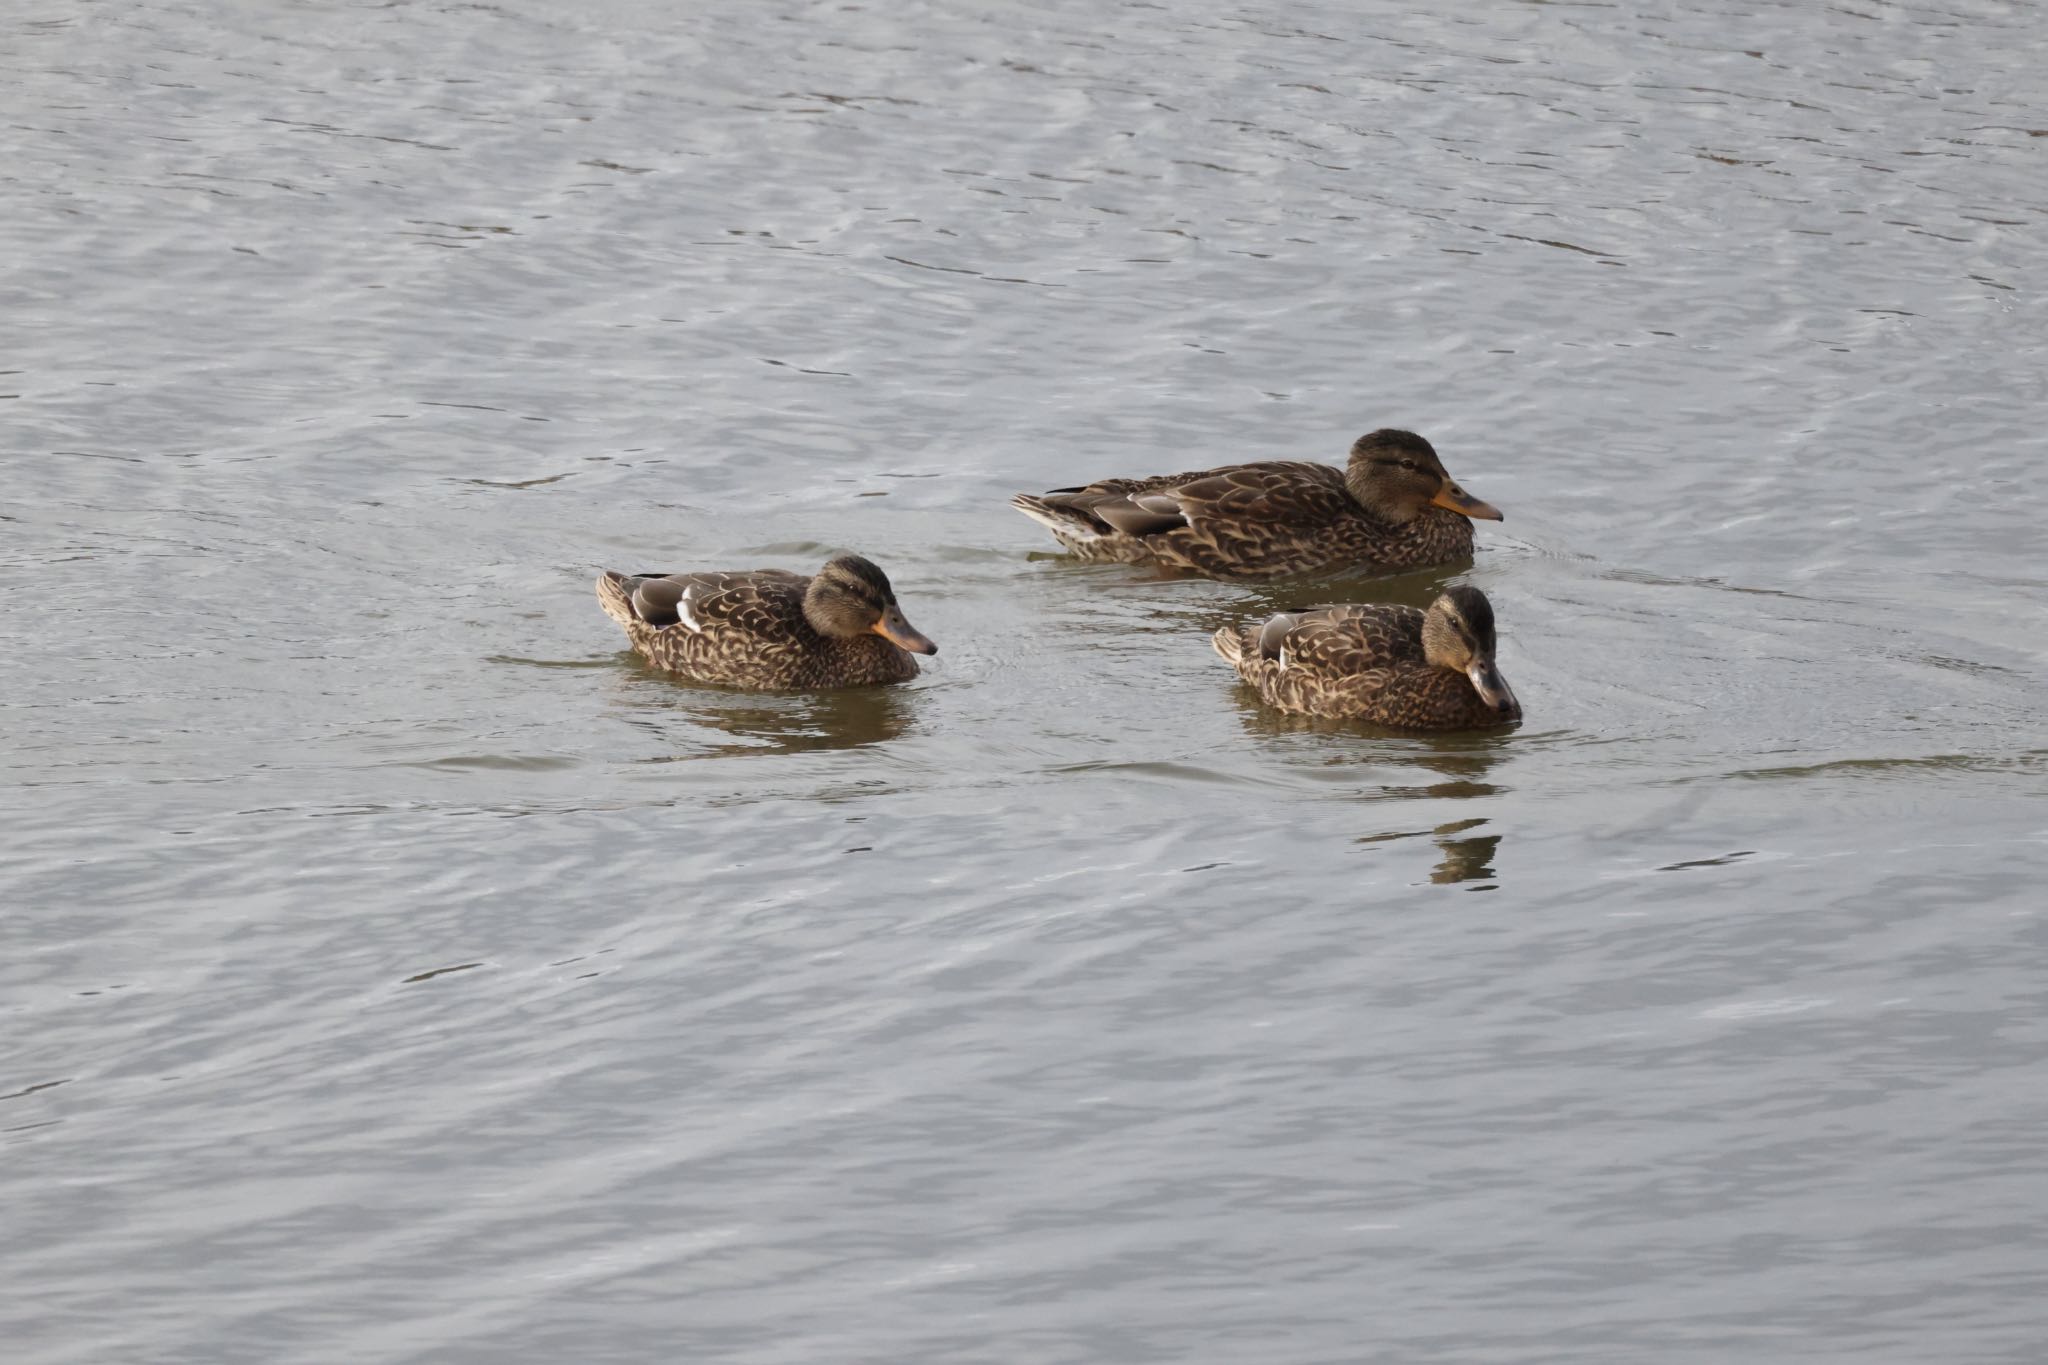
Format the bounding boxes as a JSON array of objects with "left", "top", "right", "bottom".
[
  {"left": 1359, "top": 816, "right": 1503, "bottom": 886},
  {"left": 1356, "top": 740, "right": 1507, "bottom": 887},
  {"left": 616, "top": 666, "right": 915, "bottom": 761},
  {"left": 1237, "top": 705, "right": 1513, "bottom": 886},
  {"left": 1427, "top": 820, "right": 1502, "bottom": 885}
]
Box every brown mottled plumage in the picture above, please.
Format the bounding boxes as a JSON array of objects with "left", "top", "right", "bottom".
[
  {"left": 1012, "top": 429, "right": 1501, "bottom": 580},
  {"left": 596, "top": 555, "right": 935, "bottom": 690},
  {"left": 1213, "top": 585, "right": 1521, "bottom": 729}
]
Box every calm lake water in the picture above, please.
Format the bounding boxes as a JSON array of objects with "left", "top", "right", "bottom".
[{"left": 6, "top": 1, "right": 2047, "bottom": 1361}]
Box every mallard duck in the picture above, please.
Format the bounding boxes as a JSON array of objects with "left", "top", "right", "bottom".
[
  {"left": 596, "top": 554, "right": 935, "bottom": 690},
  {"left": 1011, "top": 428, "right": 1500, "bottom": 580},
  {"left": 1212, "top": 585, "right": 1520, "bottom": 729}
]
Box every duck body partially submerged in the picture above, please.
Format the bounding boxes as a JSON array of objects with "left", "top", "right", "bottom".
[
  {"left": 1013, "top": 429, "right": 1499, "bottom": 580},
  {"left": 1213, "top": 585, "right": 1520, "bottom": 730},
  {"left": 596, "top": 554, "right": 935, "bottom": 691}
]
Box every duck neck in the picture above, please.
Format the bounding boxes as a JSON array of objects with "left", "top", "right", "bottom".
[
  {"left": 801, "top": 581, "right": 873, "bottom": 642},
  {"left": 1344, "top": 462, "right": 1414, "bottom": 525}
]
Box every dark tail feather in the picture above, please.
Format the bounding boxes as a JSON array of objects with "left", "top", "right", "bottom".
[
  {"left": 595, "top": 571, "right": 639, "bottom": 628},
  {"left": 1011, "top": 492, "right": 1102, "bottom": 537}
]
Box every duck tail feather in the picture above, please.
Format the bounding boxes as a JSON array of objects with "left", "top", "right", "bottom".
[
  {"left": 1010, "top": 492, "right": 1102, "bottom": 539},
  {"left": 595, "top": 570, "right": 639, "bottom": 628}
]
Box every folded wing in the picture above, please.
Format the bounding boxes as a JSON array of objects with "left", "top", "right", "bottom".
[
  {"left": 618, "top": 570, "right": 807, "bottom": 635},
  {"left": 1258, "top": 604, "right": 1422, "bottom": 678},
  {"left": 1032, "top": 461, "right": 1352, "bottom": 539}
]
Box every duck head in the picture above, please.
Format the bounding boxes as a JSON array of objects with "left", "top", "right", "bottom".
[
  {"left": 1421, "top": 585, "right": 1519, "bottom": 719},
  {"left": 804, "top": 555, "right": 937, "bottom": 655},
  {"left": 1344, "top": 429, "right": 1502, "bottom": 526}
]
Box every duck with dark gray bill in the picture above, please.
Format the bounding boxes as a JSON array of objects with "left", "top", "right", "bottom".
[
  {"left": 1212, "top": 585, "right": 1521, "bottom": 729},
  {"left": 1012, "top": 428, "right": 1501, "bottom": 580},
  {"left": 596, "top": 554, "right": 936, "bottom": 690}
]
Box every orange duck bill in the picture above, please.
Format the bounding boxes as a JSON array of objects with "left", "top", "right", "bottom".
[
  {"left": 1431, "top": 480, "right": 1503, "bottom": 521},
  {"left": 873, "top": 605, "right": 938, "bottom": 655}
]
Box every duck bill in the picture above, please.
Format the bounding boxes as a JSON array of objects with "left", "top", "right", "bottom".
[
  {"left": 1464, "top": 659, "right": 1520, "bottom": 719},
  {"left": 873, "top": 607, "right": 937, "bottom": 655},
  {"left": 1431, "top": 481, "right": 1503, "bottom": 521}
]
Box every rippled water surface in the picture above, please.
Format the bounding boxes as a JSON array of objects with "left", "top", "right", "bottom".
[{"left": 6, "top": 1, "right": 2047, "bottom": 1360}]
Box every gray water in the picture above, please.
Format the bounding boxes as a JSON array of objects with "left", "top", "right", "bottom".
[{"left": 6, "top": 1, "right": 2047, "bottom": 1361}]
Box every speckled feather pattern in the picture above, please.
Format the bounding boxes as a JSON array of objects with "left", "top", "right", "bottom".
[
  {"left": 1213, "top": 603, "right": 1506, "bottom": 729},
  {"left": 1012, "top": 461, "right": 1476, "bottom": 580},
  {"left": 597, "top": 570, "right": 918, "bottom": 689}
]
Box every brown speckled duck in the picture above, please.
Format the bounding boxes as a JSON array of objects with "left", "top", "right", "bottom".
[
  {"left": 1212, "top": 585, "right": 1521, "bottom": 729},
  {"left": 596, "top": 554, "right": 935, "bottom": 690},
  {"left": 1012, "top": 428, "right": 1500, "bottom": 580}
]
